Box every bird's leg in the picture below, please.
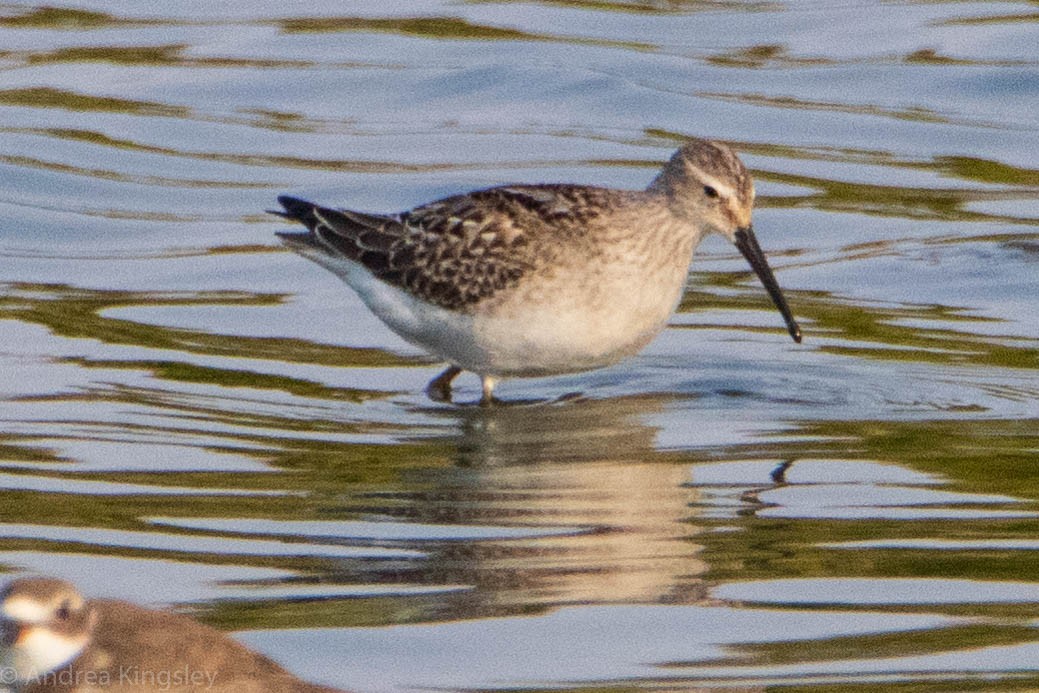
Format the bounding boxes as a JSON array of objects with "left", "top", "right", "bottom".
[
  {"left": 479, "top": 375, "right": 499, "bottom": 406},
  {"left": 426, "top": 365, "right": 462, "bottom": 403}
]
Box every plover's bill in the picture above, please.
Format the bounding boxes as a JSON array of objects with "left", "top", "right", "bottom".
[
  {"left": 273, "top": 137, "right": 801, "bottom": 404},
  {"left": 0, "top": 576, "right": 343, "bottom": 692}
]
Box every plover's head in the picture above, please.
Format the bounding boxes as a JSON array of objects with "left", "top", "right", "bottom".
[
  {"left": 650, "top": 138, "right": 801, "bottom": 343},
  {"left": 0, "top": 577, "right": 95, "bottom": 684}
]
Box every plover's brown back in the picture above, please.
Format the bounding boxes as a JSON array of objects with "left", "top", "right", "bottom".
[{"left": 1, "top": 576, "right": 344, "bottom": 693}]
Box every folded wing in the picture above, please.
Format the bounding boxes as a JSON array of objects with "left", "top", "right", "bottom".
[{"left": 274, "top": 186, "right": 599, "bottom": 310}]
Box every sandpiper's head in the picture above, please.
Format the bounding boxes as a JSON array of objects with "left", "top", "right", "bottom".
[
  {"left": 0, "top": 577, "right": 94, "bottom": 684},
  {"left": 650, "top": 138, "right": 801, "bottom": 343},
  {"left": 649, "top": 137, "right": 755, "bottom": 238}
]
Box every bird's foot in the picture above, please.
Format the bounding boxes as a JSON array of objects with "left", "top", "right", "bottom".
[
  {"left": 479, "top": 375, "right": 499, "bottom": 406},
  {"left": 426, "top": 365, "right": 462, "bottom": 403}
]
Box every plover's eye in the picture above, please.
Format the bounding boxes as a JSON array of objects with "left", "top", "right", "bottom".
[
  {"left": 703, "top": 185, "right": 719, "bottom": 199},
  {"left": 55, "top": 601, "right": 71, "bottom": 621}
]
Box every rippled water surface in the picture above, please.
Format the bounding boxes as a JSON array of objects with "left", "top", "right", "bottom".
[{"left": 1, "top": 1, "right": 1038, "bottom": 691}]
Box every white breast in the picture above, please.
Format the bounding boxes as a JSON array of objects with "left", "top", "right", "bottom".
[
  {"left": 313, "top": 230, "right": 697, "bottom": 378},
  {"left": 468, "top": 255, "right": 691, "bottom": 376},
  {"left": 0, "top": 625, "right": 87, "bottom": 683}
]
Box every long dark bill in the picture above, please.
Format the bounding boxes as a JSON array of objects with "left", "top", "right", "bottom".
[{"left": 733, "top": 226, "right": 802, "bottom": 343}]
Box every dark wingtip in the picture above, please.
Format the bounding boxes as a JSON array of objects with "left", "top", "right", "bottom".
[
  {"left": 273, "top": 195, "right": 318, "bottom": 221},
  {"left": 275, "top": 230, "right": 319, "bottom": 251},
  {"left": 271, "top": 196, "right": 319, "bottom": 247},
  {"left": 277, "top": 194, "right": 306, "bottom": 207}
]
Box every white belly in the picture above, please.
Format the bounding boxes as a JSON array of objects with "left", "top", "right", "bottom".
[
  {"left": 312, "top": 244, "right": 693, "bottom": 378},
  {"left": 467, "top": 277, "right": 684, "bottom": 376}
]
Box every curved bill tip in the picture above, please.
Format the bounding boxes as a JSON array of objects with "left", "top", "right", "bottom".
[{"left": 733, "top": 226, "right": 802, "bottom": 343}]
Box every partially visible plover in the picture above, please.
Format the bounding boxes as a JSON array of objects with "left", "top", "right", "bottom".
[
  {"left": 0, "top": 576, "right": 343, "bottom": 692},
  {"left": 274, "top": 137, "right": 801, "bottom": 404}
]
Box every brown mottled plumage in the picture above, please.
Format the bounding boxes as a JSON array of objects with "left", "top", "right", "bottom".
[
  {"left": 274, "top": 138, "right": 801, "bottom": 404},
  {"left": 275, "top": 184, "right": 636, "bottom": 311}
]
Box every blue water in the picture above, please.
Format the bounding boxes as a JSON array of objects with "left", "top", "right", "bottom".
[{"left": 1, "top": 1, "right": 1038, "bottom": 691}]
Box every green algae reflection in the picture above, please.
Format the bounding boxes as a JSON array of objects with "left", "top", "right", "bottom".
[{"left": 0, "top": 283, "right": 413, "bottom": 403}]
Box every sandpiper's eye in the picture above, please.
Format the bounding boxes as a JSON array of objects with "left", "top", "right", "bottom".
[
  {"left": 703, "top": 185, "right": 719, "bottom": 199},
  {"left": 56, "top": 601, "right": 71, "bottom": 620}
]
